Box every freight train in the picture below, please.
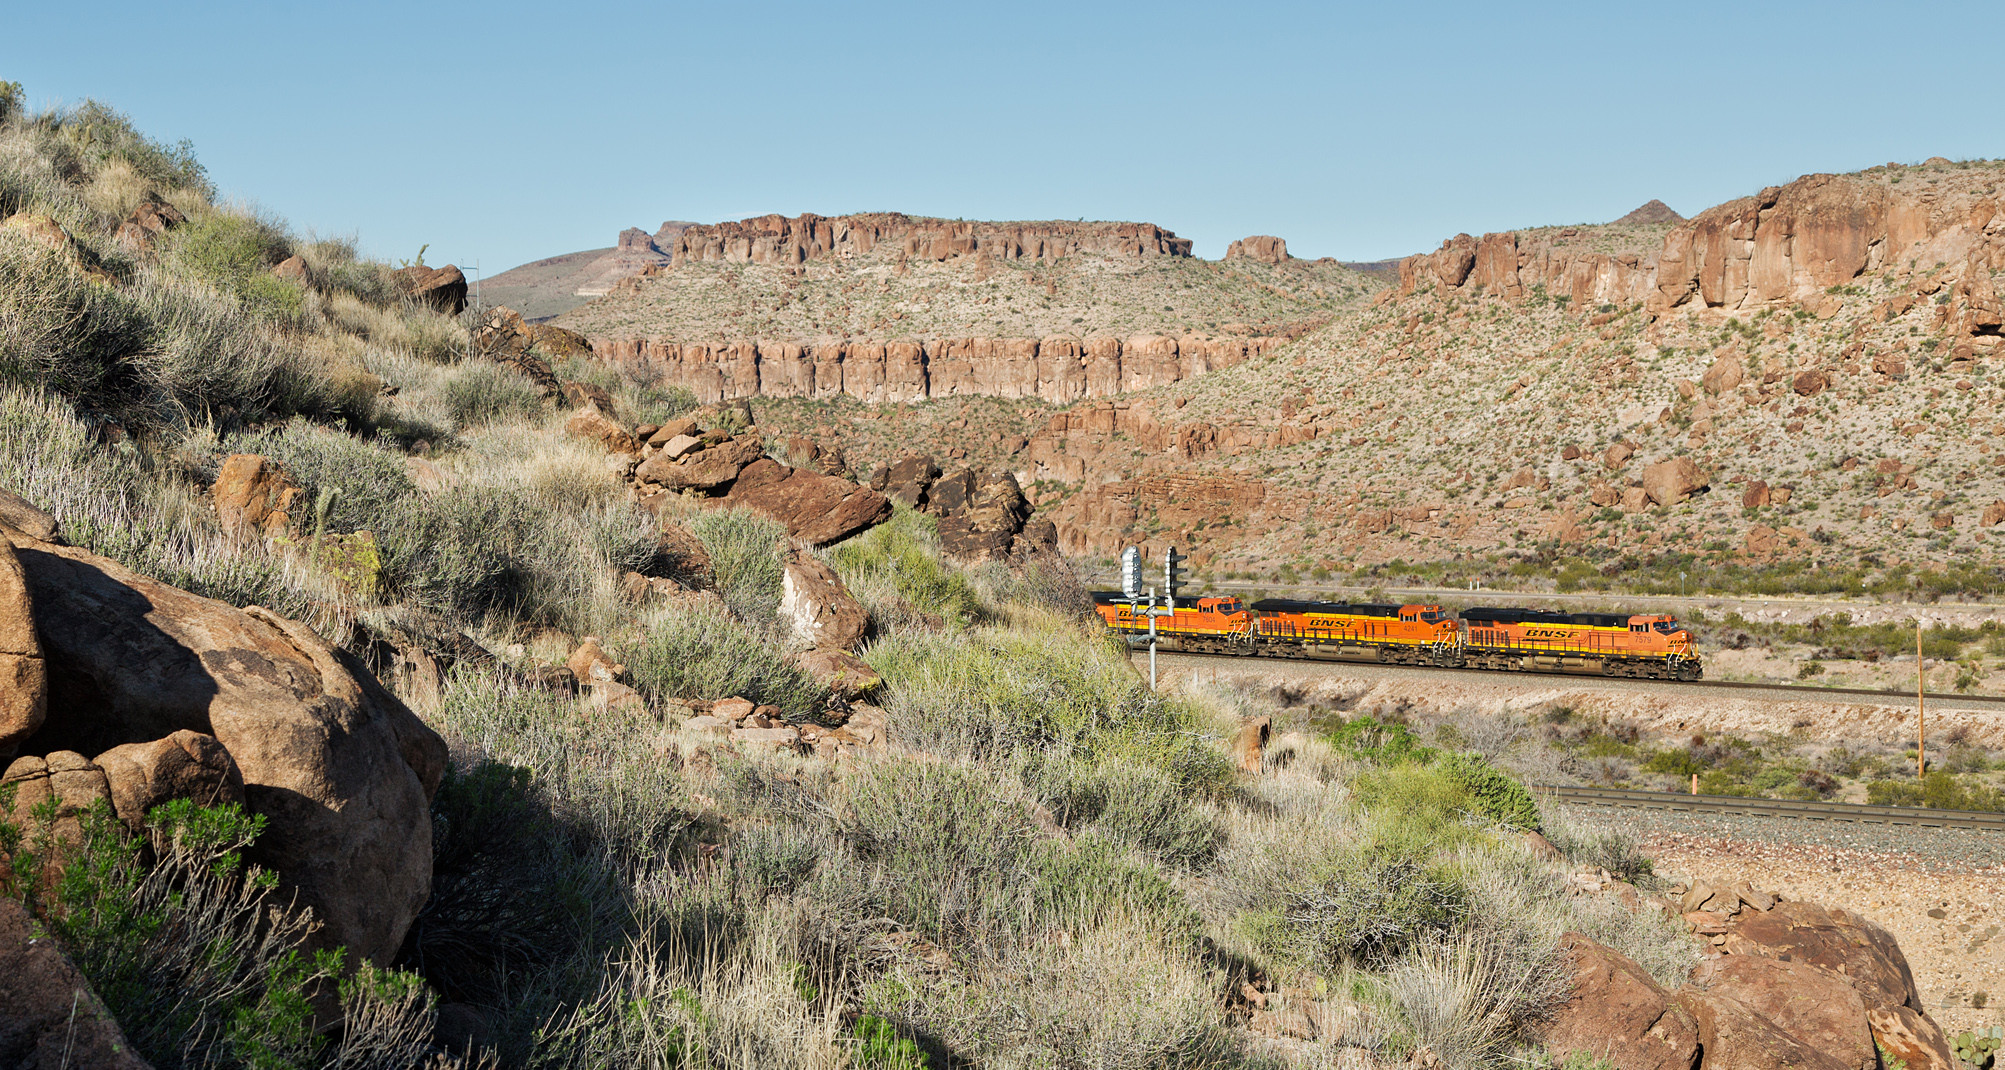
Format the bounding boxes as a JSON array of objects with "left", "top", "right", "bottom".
[{"left": 1091, "top": 594, "right": 1702, "bottom": 680}]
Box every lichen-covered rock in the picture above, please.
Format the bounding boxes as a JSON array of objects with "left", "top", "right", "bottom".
[{"left": 779, "top": 548, "right": 869, "bottom": 650}]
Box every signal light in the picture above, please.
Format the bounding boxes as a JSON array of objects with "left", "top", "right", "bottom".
[
  {"left": 1164, "top": 546, "right": 1190, "bottom": 607},
  {"left": 1121, "top": 546, "right": 1143, "bottom": 600}
]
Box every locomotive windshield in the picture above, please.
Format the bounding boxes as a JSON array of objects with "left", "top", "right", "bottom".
[
  {"left": 1419, "top": 611, "right": 1444, "bottom": 622},
  {"left": 1652, "top": 619, "right": 1683, "bottom": 634}
]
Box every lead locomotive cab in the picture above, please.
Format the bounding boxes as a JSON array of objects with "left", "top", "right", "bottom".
[{"left": 1458, "top": 606, "right": 1700, "bottom": 680}]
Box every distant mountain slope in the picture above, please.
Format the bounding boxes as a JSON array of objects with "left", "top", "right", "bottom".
[{"left": 480, "top": 220, "right": 695, "bottom": 320}]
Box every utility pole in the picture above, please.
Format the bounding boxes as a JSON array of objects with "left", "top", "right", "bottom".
[
  {"left": 1124, "top": 547, "right": 1172, "bottom": 690},
  {"left": 1917, "top": 619, "right": 1927, "bottom": 779}
]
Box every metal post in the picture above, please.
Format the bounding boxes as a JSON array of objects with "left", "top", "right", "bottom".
[
  {"left": 1148, "top": 586, "right": 1158, "bottom": 690},
  {"left": 1917, "top": 620, "right": 1926, "bottom": 779}
]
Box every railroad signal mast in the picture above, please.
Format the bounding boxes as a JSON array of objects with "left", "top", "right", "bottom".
[
  {"left": 1164, "top": 546, "right": 1189, "bottom": 609},
  {"left": 1121, "top": 545, "right": 1176, "bottom": 690}
]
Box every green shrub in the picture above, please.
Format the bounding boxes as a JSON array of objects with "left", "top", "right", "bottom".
[
  {"left": 19, "top": 798, "right": 454, "bottom": 1069},
  {"left": 0, "top": 236, "right": 151, "bottom": 403},
  {"left": 162, "top": 211, "right": 303, "bottom": 325},
  {"left": 1275, "top": 839, "right": 1465, "bottom": 970},
  {"left": 1330, "top": 716, "right": 1439, "bottom": 765},
  {"left": 1867, "top": 771, "right": 2005, "bottom": 811},
  {"left": 624, "top": 603, "right": 821, "bottom": 718},
  {"left": 828, "top": 508, "right": 985, "bottom": 629},
  {"left": 1437, "top": 752, "right": 1542, "bottom": 832},
  {"left": 865, "top": 621, "right": 1232, "bottom": 802},
  {"left": 686, "top": 506, "right": 788, "bottom": 622},
  {"left": 438, "top": 361, "right": 544, "bottom": 429}
]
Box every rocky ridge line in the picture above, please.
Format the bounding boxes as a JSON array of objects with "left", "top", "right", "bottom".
[{"left": 672, "top": 212, "right": 1193, "bottom": 267}]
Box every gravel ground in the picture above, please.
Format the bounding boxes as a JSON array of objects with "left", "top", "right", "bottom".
[{"left": 1559, "top": 802, "right": 2005, "bottom": 1036}]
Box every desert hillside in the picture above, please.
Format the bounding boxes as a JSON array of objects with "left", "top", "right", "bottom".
[{"left": 1, "top": 81, "right": 1999, "bottom": 1070}]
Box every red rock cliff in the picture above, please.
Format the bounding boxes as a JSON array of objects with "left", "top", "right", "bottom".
[
  {"left": 673, "top": 212, "right": 1193, "bottom": 266},
  {"left": 1398, "top": 166, "right": 2005, "bottom": 320}
]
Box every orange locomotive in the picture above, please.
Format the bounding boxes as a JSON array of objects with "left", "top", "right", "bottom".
[
  {"left": 1458, "top": 607, "right": 1701, "bottom": 680},
  {"left": 1091, "top": 594, "right": 1704, "bottom": 680}
]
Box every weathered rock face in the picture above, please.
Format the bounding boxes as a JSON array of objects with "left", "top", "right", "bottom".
[
  {"left": 565, "top": 405, "right": 638, "bottom": 455},
  {"left": 1680, "top": 989, "right": 1852, "bottom": 1070},
  {"left": 718, "top": 459, "right": 892, "bottom": 546},
  {"left": 1691, "top": 954, "right": 1874, "bottom": 1070},
  {"left": 864, "top": 456, "right": 1054, "bottom": 561},
  {"left": 1225, "top": 235, "right": 1289, "bottom": 264},
  {"left": 0, "top": 535, "right": 47, "bottom": 755},
  {"left": 5, "top": 523, "right": 447, "bottom": 966},
  {"left": 392, "top": 264, "right": 469, "bottom": 316},
  {"left": 1641, "top": 456, "right": 1708, "bottom": 507},
  {"left": 94, "top": 729, "right": 246, "bottom": 831},
  {"left": 1398, "top": 168, "right": 2005, "bottom": 324},
  {"left": 210, "top": 453, "right": 301, "bottom": 540},
  {"left": 1722, "top": 901, "right": 1920, "bottom": 1012},
  {"left": 673, "top": 212, "right": 1193, "bottom": 267},
  {"left": 0, "top": 896, "right": 151, "bottom": 1069},
  {"left": 779, "top": 548, "right": 870, "bottom": 650},
  {"left": 1541, "top": 933, "right": 1700, "bottom": 1070},
  {"left": 592, "top": 332, "right": 1283, "bottom": 406}
]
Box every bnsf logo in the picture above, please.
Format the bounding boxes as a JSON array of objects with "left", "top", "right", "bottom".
[{"left": 1523, "top": 628, "right": 1572, "bottom": 639}]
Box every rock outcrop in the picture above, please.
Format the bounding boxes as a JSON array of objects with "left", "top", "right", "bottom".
[
  {"left": 392, "top": 263, "right": 469, "bottom": 316},
  {"left": 865, "top": 457, "right": 1056, "bottom": 562},
  {"left": 779, "top": 548, "right": 870, "bottom": 650},
  {"left": 0, "top": 897, "right": 151, "bottom": 1069},
  {"left": 592, "top": 332, "right": 1285, "bottom": 406},
  {"left": 113, "top": 196, "right": 186, "bottom": 252},
  {"left": 2, "top": 519, "right": 448, "bottom": 966},
  {"left": 1550, "top": 881, "right": 1961, "bottom": 1070},
  {"left": 1225, "top": 235, "right": 1289, "bottom": 264},
  {"left": 210, "top": 454, "right": 301, "bottom": 540},
  {"left": 672, "top": 212, "right": 1193, "bottom": 267},
  {"left": 1398, "top": 166, "right": 2005, "bottom": 327},
  {"left": 620, "top": 413, "right": 894, "bottom": 547}
]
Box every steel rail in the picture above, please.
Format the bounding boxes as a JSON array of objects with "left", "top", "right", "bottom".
[{"left": 1537, "top": 785, "right": 2005, "bottom": 832}]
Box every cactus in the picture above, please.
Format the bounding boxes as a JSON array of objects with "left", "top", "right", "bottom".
[{"left": 1953, "top": 1027, "right": 2003, "bottom": 1070}]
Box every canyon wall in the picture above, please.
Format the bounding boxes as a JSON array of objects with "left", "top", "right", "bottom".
[
  {"left": 1399, "top": 168, "right": 2005, "bottom": 318},
  {"left": 593, "top": 333, "right": 1283, "bottom": 405},
  {"left": 672, "top": 212, "right": 1193, "bottom": 267}
]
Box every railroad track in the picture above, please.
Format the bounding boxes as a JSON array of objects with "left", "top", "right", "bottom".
[
  {"left": 1540, "top": 785, "right": 2005, "bottom": 832},
  {"left": 1141, "top": 646, "right": 2005, "bottom": 708}
]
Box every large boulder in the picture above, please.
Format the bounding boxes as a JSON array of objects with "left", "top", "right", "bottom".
[
  {"left": 392, "top": 264, "right": 468, "bottom": 315},
  {"left": 1691, "top": 954, "right": 1874, "bottom": 1070},
  {"left": 936, "top": 471, "right": 1034, "bottom": 561},
  {"left": 1641, "top": 456, "right": 1707, "bottom": 507},
  {"left": 1680, "top": 990, "right": 1852, "bottom": 1070},
  {"left": 210, "top": 453, "right": 301, "bottom": 540},
  {"left": 0, "top": 897, "right": 151, "bottom": 1069},
  {"left": 3, "top": 522, "right": 447, "bottom": 966},
  {"left": 635, "top": 434, "right": 765, "bottom": 490},
  {"left": 0, "top": 536, "right": 47, "bottom": 755},
  {"left": 720, "top": 459, "right": 892, "bottom": 546},
  {"left": 1702, "top": 353, "right": 1746, "bottom": 394},
  {"left": 1722, "top": 901, "right": 1920, "bottom": 1012},
  {"left": 95, "top": 729, "right": 246, "bottom": 831},
  {"left": 1540, "top": 933, "right": 1700, "bottom": 1070},
  {"left": 779, "top": 547, "right": 870, "bottom": 650}
]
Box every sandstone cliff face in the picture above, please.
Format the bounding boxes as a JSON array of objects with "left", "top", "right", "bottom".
[
  {"left": 593, "top": 332, "right": 1284, "bottom": 405},
  {"left": 1225, "top": 235, "right": 1289, "bottom": 264},
  {"left": 673, "top": 212, "right": 1193, "bottom": 267},
  {"left": 1400, "top": 166, "right": 2005, "bottom": 320}
]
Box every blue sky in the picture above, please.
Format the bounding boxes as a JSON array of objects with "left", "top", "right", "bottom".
[{"left": 7, "top": 1, "right": 2001, "bottom": 276}]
